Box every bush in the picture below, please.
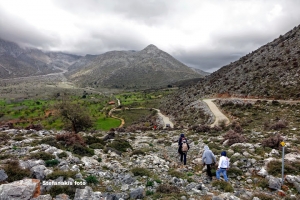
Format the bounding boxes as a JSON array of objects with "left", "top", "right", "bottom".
[
  {"left": 25, "top": 124, "right": 43, "bottom": 131},
  {"left": 57, "top": 152, "right": 68, "bottom": 158},
  {"left": 89, "top": 143, "right": 104, "bottom": 149},
  {"left": 262, "top": 134, "right": 283, "bottom": 149},
  {"left": 131, "top": 167, "right": 151, "bottom": 177},
  {"left": 71, "top": 143, "right": 94, "bottom": 156},
  {"left": 46, "top": 170, "right": 77, "bottom": 180},
  {"left": 45, "top": 159, "right": 60, "bottom": 167},
  {"left": 146, "top": 180, "right": 154, "bottom": 187},
  {"left": 223, "top": 130, "right": 246, "bottom": 146},
  {"left": 211, "top": 180, "right": 234, "bottom": 192},
  {"left": 267, "top": 160, "right": 300, "bottom": 176},
  {"left": 84, "top": 136, "right": 104, "bottom": 145},
  {"left": 107, "top": 139, "right": 132, "bottom": 152},
  {"left": 156, "top": 184, "right": 180, "bottom": 193},
  {"left": 56, "top": 132, "right": 85, "bottom": 146},
  {"left": 48, "top": 186, "right": 76, "bottom": 199},
  {"left": 85, "top": 175, "right": 99, "bottom": 184},
  {"left": 37, "top": 136, "right": 63, "bottom": 149},
  {"left": 168, "top": 170, "right": 185, "bottom": 179},
  {"left": 0, "top": 133, "right": 10, "bottom": 144},
  {"left": 3, "top": 160, "right": 31, "bottom": 182},
  {"left": 29, "top": 152, "right": 55, "bottom": 161},
  {"left": 270, "top": 120, "right": 288, "bottom": 130},
  {"left": 257, "top": 179, "right": 269, "bottom": 189},
  {"left": 227, "top": 167, "right": 243, "bottom": 177}
]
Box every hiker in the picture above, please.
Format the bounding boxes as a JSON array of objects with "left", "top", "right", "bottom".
[
  {"left": 178, "top": 136, "right": 190, "bottom": 165},
  {"left": 202, "top": 145, "right": 216, "bottom": 181},
  {"left": 216, "top": 151, "right": 230, "bottom": 182}
]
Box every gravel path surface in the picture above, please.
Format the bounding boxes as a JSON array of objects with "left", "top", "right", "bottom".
[{"left": 203, "top": 99, "right": 230, "bottom": 127}]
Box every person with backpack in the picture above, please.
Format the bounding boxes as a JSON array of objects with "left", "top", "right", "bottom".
[
  {"left": 216, "top": 151, "right": 230, "bottom": 182},
  {"left": 178, "top": 133, "right": 190, "bottom": 165},
  {"left": 202, "top": 145, "right": 216, "bottom": 181}
]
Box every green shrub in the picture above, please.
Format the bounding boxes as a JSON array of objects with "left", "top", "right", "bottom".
[
  {"left": 131, "top": 167, "right": 151, "bottom": 177},
  {"left": 46, "top": 170, "right": 77, "bottom": 180},
  {"left": 3, "top": 160, "right": 31, "bottom": 182},
  {"left": 97, "top": 158, "right": 102, "bottom": 162},
  {"left": 57, "top": 152, "right": 68, "bottom": 158},
  {"left": 212, "top": 180, "right": 234, "bottom": 192},
  {"left": 41, "top": 136, "right": 63, "bottom": 149},
  {"left": 48, "top": 186, "right": 76, "bottom": 199},
  {"left": 85, "top": 175, "right": 99, "bottom": 184},
  {"left": 45, "top": 159, "right": 60, "bottom": 167},
  {"left": 29, "top": 152, "right": 55, "bottom": 161},
  {"left": 168, "top": 170, "right": 185, "bottom": 179},
  {"left": 130, "top": 149, "right": 145, "bottom": 156},
  {"left": 267, "top": 160, "right": 300, "bottom": 176},
  {"left": 71, "top": 143, "right": 94, "bottom": 156},
  {"left": 146, "top": 180, "right": 154, "bottom": 187},
  {"left": 84, "top": 136, "right": 104, "bottom": 145},
  {"left": 227, "top": 167, "right": 243, "bottom": 176},
  {"left": 154, "top": 179, "right": 162, "bottom": 183},
  {"left": 107, "top": 139, "right": 132, "bottom": 152},
  {"left": 257, "top": 179, "right": 269, "bottom": 189},
  {"left": 89, "top": 143, "right": 104, "bottom": 149},
  {"left": 146, "top": 190, "right": 154, "bottom": 196}
]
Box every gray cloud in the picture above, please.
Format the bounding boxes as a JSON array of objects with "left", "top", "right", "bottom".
[
  {"left": 1, "top": 0, "right": 300, "bottom": 73},
  {"left": 0, "top": 7, "right": 60, "bottom": 49}
]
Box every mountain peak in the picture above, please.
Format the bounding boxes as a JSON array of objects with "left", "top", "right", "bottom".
[
  {"left": 144, "top": 44, "right": 158, "bottom": 49},
  {"left": 142, "top": 44, "right": 160, "bottom": 54}
]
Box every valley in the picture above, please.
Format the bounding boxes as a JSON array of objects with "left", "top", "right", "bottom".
[{"left": 1, "top": 24, "right": 300, "bottom": 200}]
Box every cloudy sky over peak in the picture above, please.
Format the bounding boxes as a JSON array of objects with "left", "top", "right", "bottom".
[{"left": 1, "top": 0, "right": 300, "bottom": 72}]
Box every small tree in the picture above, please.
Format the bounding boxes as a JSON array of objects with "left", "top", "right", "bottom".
[{"left": 55, "top": 100, "right": 93, "bottom": 133}]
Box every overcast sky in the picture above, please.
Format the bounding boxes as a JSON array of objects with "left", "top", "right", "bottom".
[{"left": 1, "top": 0, "right": 300, "bottom": 72}]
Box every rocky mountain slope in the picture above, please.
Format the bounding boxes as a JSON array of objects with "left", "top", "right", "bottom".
[
  {"left": 195, "top": 24, "right": 300, "bottom": 100},
  {"left": 160, "top": 24, "right": 300, "bottom": 127},
  {"left": 0, "top": 114, "right": 299, "bottom": 200},
  {"left": 0, "top": 38, "right": 81, "bottom": 79},
  {"left": 66, "top": 45, "right": 206, "bottom": 89}
]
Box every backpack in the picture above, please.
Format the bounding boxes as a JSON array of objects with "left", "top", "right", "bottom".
[{"left": 181, "top": 140, "right": 188, "bottom": 153}]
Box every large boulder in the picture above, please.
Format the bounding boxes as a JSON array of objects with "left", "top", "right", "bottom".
[
  {"left": 31, "top": 165, "right": 46, "bottom": 180},
  {"left": 268, "top": 176, "right": 282, "bottom": 190},
  {"left": 130, "top": 188, "right": 144, "bottom": 199},
  {"left": 0, "top": 179, "right": 40, "bottom": 200}
]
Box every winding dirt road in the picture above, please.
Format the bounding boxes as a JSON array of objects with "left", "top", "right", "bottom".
[{"left": 203, "top": 99, "right": 230, "bottom": 127}]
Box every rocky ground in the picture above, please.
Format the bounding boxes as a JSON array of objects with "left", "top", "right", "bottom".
[{"left": 0, "top": 125, "right": 300, "bottom": 200}]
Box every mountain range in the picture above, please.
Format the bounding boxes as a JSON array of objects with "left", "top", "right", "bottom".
[{"left": 0, "top": 39, "right": 207, "bottom": 89}]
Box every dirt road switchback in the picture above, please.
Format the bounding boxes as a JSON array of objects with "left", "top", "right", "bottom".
[{"left": 203, "top": 99, "right": 230, "bottom": 127}]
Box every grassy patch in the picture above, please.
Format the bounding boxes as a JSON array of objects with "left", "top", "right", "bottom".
[
  {"left": 3, "top": 160, "right": 31, "bottom": 182},
  {"left": 212, "top": 180, "right": 234, "bottom": 192},
  {"left": 95, "top": 116, "right": 121, "bottom": 130},
  {"left": 131, "top": 167, "right": 152, "bottom": 177},
  {"left": 45, "top": 159, "right": 60, "bottom": 167},
  {"left": 29, "top": 152, "right": 55, "bottom": 161}
]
